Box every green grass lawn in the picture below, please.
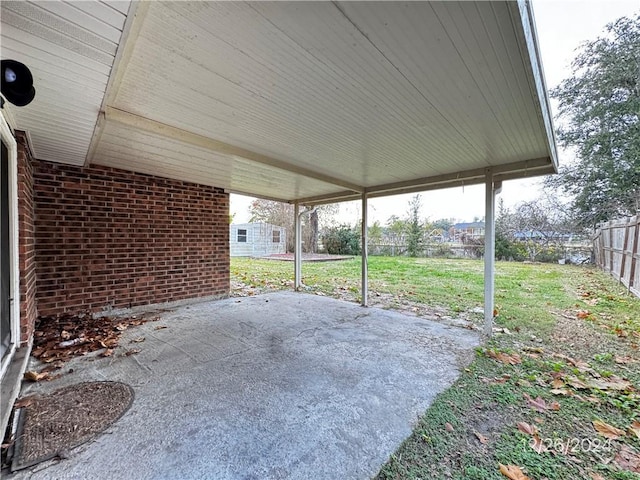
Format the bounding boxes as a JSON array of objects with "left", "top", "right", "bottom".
[{"left": 231, "top": 256, "right": 640, "bottom": 479}]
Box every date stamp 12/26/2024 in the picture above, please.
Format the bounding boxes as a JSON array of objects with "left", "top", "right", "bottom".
[{"left": 526, "top": 436, "right": 613, "bottom": 456}]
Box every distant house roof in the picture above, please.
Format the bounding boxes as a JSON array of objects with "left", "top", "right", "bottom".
[
  {"left": 513, "top": 230, "right": 571, "bottom": 239},
  {"left": 453, "top": 222, "right": 485, "bottom": 230}
]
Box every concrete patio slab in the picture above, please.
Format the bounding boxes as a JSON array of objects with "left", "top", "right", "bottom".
[{"left": 10, "top": 292, "right": 480, "bottom": 480}]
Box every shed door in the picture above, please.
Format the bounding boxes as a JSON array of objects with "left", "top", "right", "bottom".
[{"left": 1, "top": 141, "right": 11, "bottom": 360}]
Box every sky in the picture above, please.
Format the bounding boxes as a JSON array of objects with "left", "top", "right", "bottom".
[{"left": 230, "top": 0, "right": 639, "bottom": 226}]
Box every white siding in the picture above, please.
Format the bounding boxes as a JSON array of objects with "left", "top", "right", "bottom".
[{"left": 230, "top": 223, "right": 286, "bottom": 257}]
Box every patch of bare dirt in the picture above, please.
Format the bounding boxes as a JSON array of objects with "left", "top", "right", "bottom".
[{"left": 549, "top": 313, "right": 638, "bottom": 363}]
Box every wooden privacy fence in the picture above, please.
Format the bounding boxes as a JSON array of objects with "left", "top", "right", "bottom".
[{"left": 593, "top": 215, "right": 640, "bottom": 297}]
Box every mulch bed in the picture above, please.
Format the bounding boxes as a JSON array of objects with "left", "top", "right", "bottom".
[{"left": 12, "top": 381, "right": 134, "bottom": 471}]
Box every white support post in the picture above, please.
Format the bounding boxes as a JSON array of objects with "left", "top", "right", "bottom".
[
  {"left": 361, "top": 193, "right": 368, "bottom": 307},
  {"left": 294, "top": 202, "right": 302, "bottom": 291},
  {"left": 484, "top": 170, "right": 496, "bottom": 336}
]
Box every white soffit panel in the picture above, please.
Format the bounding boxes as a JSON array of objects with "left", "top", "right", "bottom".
[
  {"left": 110, "top": 1, "right": 554, "bottom": 197},
  {"left": 2, "top": 0, "right": 556, "bottom": 203},
  {"left": 0, "top": 1, "right": 129, "bottom": 165},
  {"left": 92, "top": 120, "right": 341, "bottom": 202}
]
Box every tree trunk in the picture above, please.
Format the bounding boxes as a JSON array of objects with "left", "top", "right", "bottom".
[{"left": 310, "top": 210, "right": 319, "bottom": 253}]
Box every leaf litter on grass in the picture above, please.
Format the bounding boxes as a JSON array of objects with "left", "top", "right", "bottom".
[
  {"left": 614, "top": 444, "right": 640, "bottom": 473},
  {"left": 592, "top": 420, "right": 626, "bottom": 440},
  {"left": 499, "top": 463, "right": 531, "bottom": 480}
]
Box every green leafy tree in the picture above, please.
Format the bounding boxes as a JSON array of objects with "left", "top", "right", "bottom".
[
  {"left": 432, "top": 218, "right": 453, "bottom": 232},
  {"left": 406, "top": 194, "right": 424, "bottom": 257},
  {"left": 496, "top": 196, "right": 578, "bottom": 262},
  {"left": 322, "top": 225, "right": 361, "bottom": 255},
  {"left": 386, "top": 215, "right": 407, "bottom": 247},
  {"left": 547, "top": 15, "right": 640, "bottom": 226},
  {"left": 368, "top": 221, "right": 383, "bottom": 246}
]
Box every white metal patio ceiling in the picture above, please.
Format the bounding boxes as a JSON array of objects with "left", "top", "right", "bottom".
[{"left": 1, "top": 0, "right": 557, "bottom": 204}]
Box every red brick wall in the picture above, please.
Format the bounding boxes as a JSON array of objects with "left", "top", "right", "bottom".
[
  {"left": 16, "top": 133, "right": 37, "bottom": 343},
  {"left": 32, "top": 161, "right": 229, "bottom": 315}
]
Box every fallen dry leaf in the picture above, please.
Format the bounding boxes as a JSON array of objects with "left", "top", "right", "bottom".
[
  {"left": 14, "top": 396, "right": 37, "bottom": 408},
  {"left": 499, "top": 464, "right": 531, "bottom": 480},
  {"left": 628, "top": 420, "right": 640, "bottom": 440},
  {"left": 552, "top": 353, "right": 591, "bottom": 371},
  {"left": 593, "top": 420, "right": 626, "bottom": 440},
  {"left": 114, "top": 323, "right": 128, "bottom": 331},
  {"left": 445, "top": 422, "right": 454, "bottom": 432},
  {"left": 550, "top": 388, "right": 572, "bottom": 396},
  {"left": 586, "top": 395, "right": 601, "bottom": 404},
  {"left": 577, "top": 310, "right": 591, "bottom": 319},
  {"left": 524, "top": 393, "right": 556, "bottom": 413},
  {"left": 24, "top": 370, "right": 49, "bottom": 382},
  {"left": 566, "top": 376, "right": 588, "bottom": 389},
  {"left": 154, "top": 325, "right": 168, "bottom": 330},
  {"left": 588, "top": 473, "right": 605, "bottom": 480},
  {"left": 474, "top": 431, "right": 489, "bottom": 444},
  {"left": 517, "top": 422, "right": 538, "bottom": 436},
  {"left": 615, "top": 355, "right": 634, "bottom": 365},
  {"left": 99, "top": 338, "right": 119, "bottom": 349},
  {"left": 487, "top": 350, "right": 522, "bottom": 365},
  {"left": 551, "top": 378, "right": 565, "bottom": 389},
  {"left": 587, "top": 376, "right": 633, "bottom": 392},
  {"left": 23, "top": 370, "right": 61, "bottom": 382},
  {"left": 101, "top": 349, "right": 114, "bottom": 357},
  {"left": 614, "top": 444, "right": 640, "bottom": 473},
  {"left": 131, "top": 336, "right": 146, "bottom": 343},
  {"left": 123, "top": 348, "right": 141, "bottom": 356}
]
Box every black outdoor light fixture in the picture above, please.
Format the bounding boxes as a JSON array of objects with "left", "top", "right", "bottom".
[{"left": 1, "top": 59, "right": 36, "bottom": 107}]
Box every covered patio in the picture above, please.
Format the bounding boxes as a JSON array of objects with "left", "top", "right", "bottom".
[
  {"left": 11, "top": 292, "right": 480, "bottom": 479},
  {"left": 1, "top": 0, "right": 557, "bottom": 467}
]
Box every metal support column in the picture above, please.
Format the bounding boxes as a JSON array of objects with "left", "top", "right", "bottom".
[
  {"left": 361, "top": 193, "right": 368, "bottom": 307},
  {"left": 484, "top": 170, "right": 496, "bottom": 336},
  {"left": 294, "top": 202, "right": 302, "bottom": 291}
]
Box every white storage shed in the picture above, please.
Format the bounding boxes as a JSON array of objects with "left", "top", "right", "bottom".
[{"left": 230, "top": 223, "right": 287, "bottom": 257}]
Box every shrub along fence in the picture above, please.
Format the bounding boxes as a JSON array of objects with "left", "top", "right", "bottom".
[{"left": 593, "top": 215, "right": 640, "bottom": 298}]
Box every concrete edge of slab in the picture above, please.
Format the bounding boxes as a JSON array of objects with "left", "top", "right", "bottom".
[{"left": 93, "top": 293, "right": 230, "bottom": 319}]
